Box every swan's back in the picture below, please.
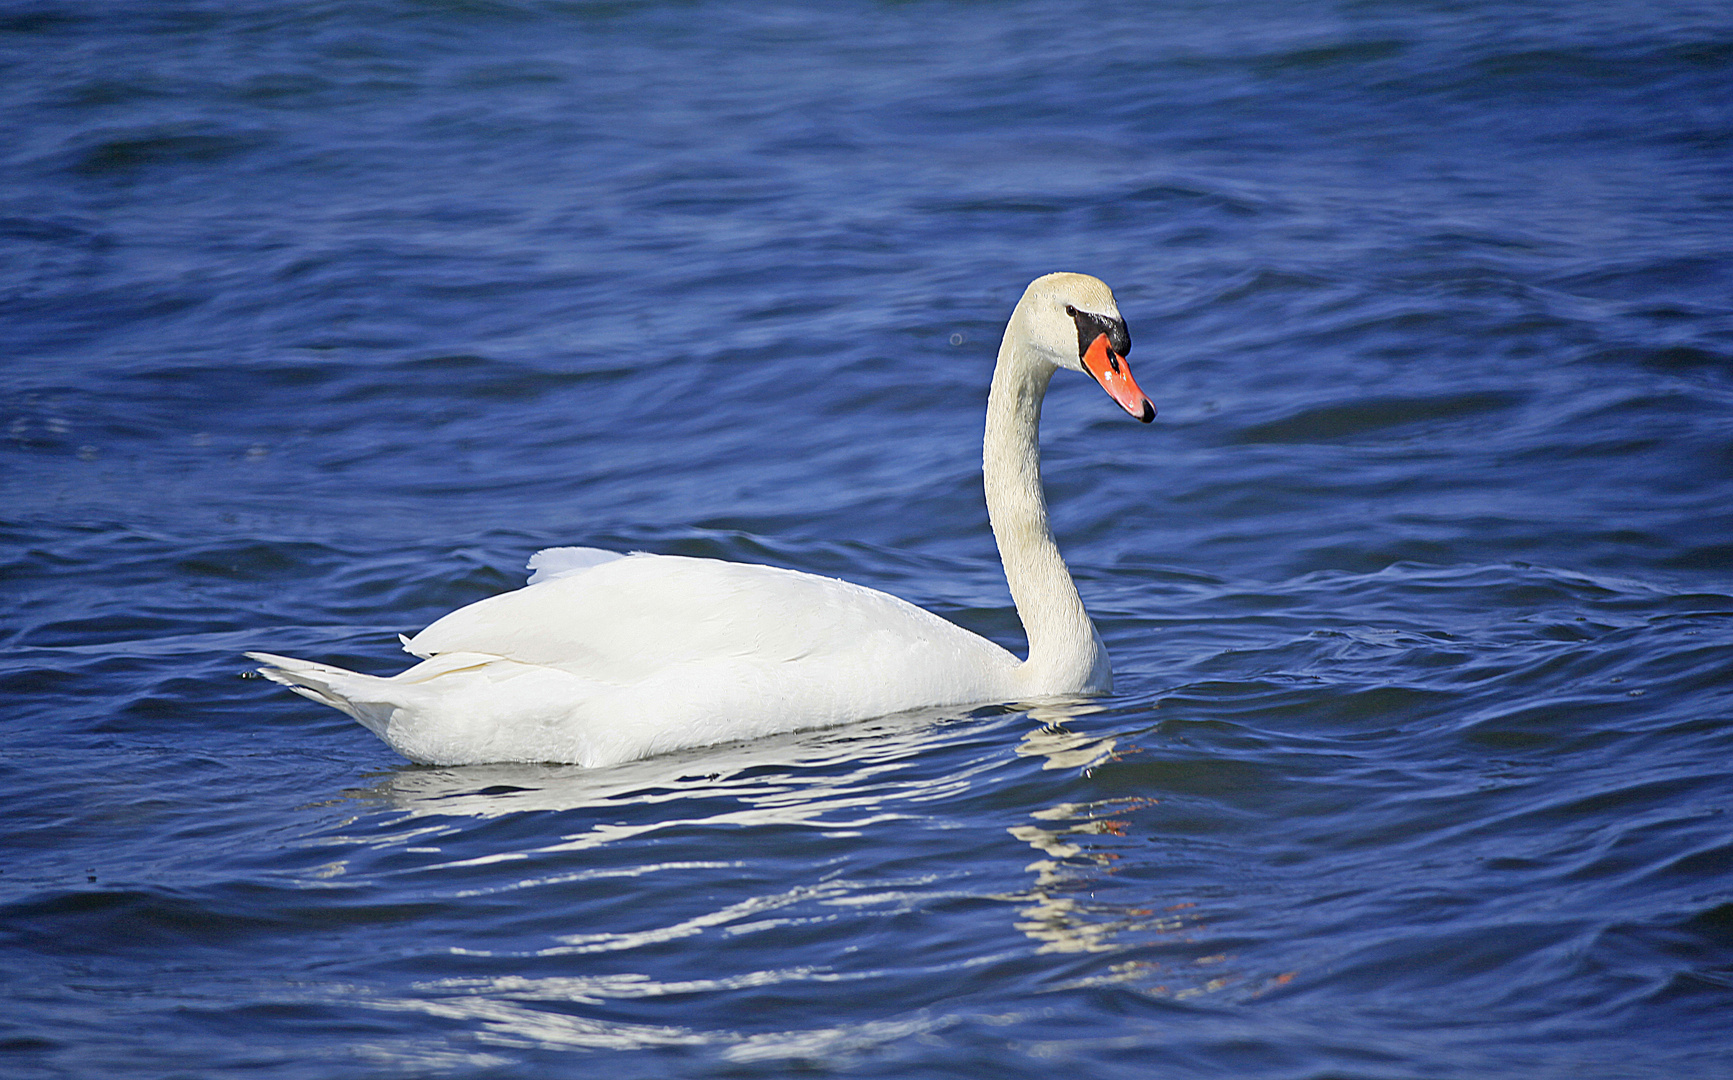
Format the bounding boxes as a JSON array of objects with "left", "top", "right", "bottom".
[{"left": 410, "top": 552, "right": 1013, "bottom": 686}]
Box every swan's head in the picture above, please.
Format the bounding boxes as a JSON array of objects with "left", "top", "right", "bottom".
[{"left": 1016, "top": 272, "right": 1155, "bottom": 423}]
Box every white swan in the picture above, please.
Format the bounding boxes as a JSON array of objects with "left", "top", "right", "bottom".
[{"left": 250, "top": 273, "right": 1153, "bottom": 766}]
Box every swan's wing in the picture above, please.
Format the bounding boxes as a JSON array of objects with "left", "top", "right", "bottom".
[
  {"left": 403, "top": 552, "right": 1015, "bottom": 685},
  {"left": 526, "top": 545, "right": 627, "bottom": 584}
]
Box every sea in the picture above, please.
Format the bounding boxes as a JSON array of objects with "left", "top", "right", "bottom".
[{"left": 3, "top": 2, "right": 1731, "bottom": 1077}]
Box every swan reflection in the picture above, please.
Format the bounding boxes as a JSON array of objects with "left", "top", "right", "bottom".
[
  {"left": 1008, "top": 798, "right": 1181, "bottom": 955},
  {"left": 308, "top": 698, "right": 1260, "bottom": 1051},
  {"left": 348, "top": 705, "right": 978, "bottom": 820},
  {"left": 1009, "top": 707, "right": 1291, "bottom": 999},
  {"left": 1007, "top": 704, "right": 1169, "bottom": 955}
]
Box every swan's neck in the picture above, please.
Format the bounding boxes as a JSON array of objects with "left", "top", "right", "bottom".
[{"left": 984, "top": 323, "right": 1111, "bottom": 695}]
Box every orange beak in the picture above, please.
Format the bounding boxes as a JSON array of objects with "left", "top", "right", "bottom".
[{"left": 1082, "top": 333, "right": 1155, "bottom": 423}]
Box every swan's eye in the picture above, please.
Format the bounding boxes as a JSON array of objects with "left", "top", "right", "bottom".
[{"left": 1068, "top": 307, "right": 1132, "bottom": 361}]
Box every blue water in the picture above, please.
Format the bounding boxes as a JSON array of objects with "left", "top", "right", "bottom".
[{"left": 5, "top": 1, "right": 1733, "bottom": 1076}]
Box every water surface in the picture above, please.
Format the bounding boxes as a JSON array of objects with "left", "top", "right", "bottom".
[{"left": 4, "top": 2, "right": 1732, "bottom": 1077}]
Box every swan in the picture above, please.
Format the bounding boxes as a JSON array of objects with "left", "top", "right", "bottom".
[{"left": 249, "top": 273, "right": 1154, "bottom": 766}]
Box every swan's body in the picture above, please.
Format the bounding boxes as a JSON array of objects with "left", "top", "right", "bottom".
[{"left": 251, "top": 273, "right": 1153, "bottom": 766}]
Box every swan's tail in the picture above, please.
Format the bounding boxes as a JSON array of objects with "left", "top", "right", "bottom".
[{"left": 247, "top": 651, "right": 395, "bottom": 736}]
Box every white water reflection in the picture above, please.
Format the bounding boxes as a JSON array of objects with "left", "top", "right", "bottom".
[
  {"left": 312, "top": 696, "right": 1246, "bottom": 1059},
  {"left": 347, "top": 704, "right": 992, "bottom": 828},
  {"left": 1006, "top": 706, "right": 1158, "bottom": 954},
  {"left": 1007, "top": 798, "right": 1184, "bottom": 955},
  {"left": 362, "top": 980, "right": 956, "bottom": 1059},
  {"left": 1016, "top": 702, "right": 1119, "bottom": 771},
  {"left": 1006, "top": 708, "right": 1281, "bottom": 999},
  {"left": 1006, "top": 703, "right": 1221, "bottom": 977}
]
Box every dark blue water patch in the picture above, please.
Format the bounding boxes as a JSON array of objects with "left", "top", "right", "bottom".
[
  {"left": 1228, "top": 389, "right": 1528, "bottom": 444},
  {"left": 65, "top": 125, "right": 276, "bottom": 179}
]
